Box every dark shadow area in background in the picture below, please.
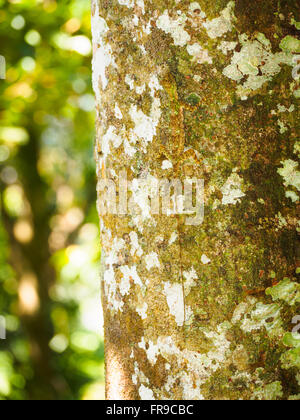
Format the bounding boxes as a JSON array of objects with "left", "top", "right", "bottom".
[{"left": 0, "top": 0, "right": 104, "bottom": 400}]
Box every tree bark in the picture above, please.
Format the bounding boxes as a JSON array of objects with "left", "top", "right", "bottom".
[{"left": 92, "top": 0, "right": 300, "bottom": 400}]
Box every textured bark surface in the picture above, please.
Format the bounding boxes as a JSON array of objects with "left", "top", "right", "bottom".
[{"left": 92, "top": 0, "right": 300, "bottom": 400}]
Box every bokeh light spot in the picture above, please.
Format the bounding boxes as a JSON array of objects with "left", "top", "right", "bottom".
[{"left": 11, "top": 15, "right": 25, "bottom": 31}]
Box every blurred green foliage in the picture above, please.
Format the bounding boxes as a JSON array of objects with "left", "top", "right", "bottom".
[{"left": 0, "top": 0, "right": 104, "bottom": 400}]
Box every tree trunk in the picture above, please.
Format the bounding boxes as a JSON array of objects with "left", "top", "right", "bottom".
[{"left": 92, "top": 0, "right": 300, "bottom": 400}]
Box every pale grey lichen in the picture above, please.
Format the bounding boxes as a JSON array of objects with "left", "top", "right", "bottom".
[
  {"left": 136, "top": 302, "right": 148, "bottom": 319},
  {"left": 294, "top": 90, "right": 300, "bottom": 98},
  {"left": 291, "top": 18, "right": 300, "bottom": 31},
  {"left": 281, "top": 332, "right": 300, "bottom": 370},
  {"left": 285, "top": 190, "right": 299, "bottom": 203},
  {"left": 266, "top": 278, "right": 300, "bottom": 306},
  {"left": 187, "top": 43, "right": 212, "bottom": 64},
  {"left": 294, "top": 141, "right": 300, "bottom": 159},
  {"left": 221, "top": 172, "right": 246, "bottom": 205},
  {"left": 222, "top": 33, "right": 295, "bottom": 98},
  {"left": 183, "top": 267, "right": 198, "bottom": 295},
  {"left": 280, "top": 36, "right": 300, "bottom": 53},
  {"left": 218, "top": 41, "right": 238, "bottom": 55},
  {"left": 145, "top": 252, "right": 160, "bottom": 271},
  {"left": 138, "top": 324, "right": 231, "bottom": 399},
  {"left": 102, "top": 236, "right": 146, "bottom": 313},
  {"left": 129, "top": 97, "right": 162, "bottom": 149},
  {"left": 139, "top": 384, "right": 155, "bottom": 400},
  {"left": 232, "top": 298, "right": 284, "bottom": 338},
  {"left": 277, "top": 104, "right": 295, "bottom": 113},
  {"left": 101, "top": 126, "right": 123, "bottom": 159},
  {"left": 276, "top": 212, "right": 288, "bottom": 229},
  {"left": 91, "top": 0, "right": 116, "bottom": 97},
  {"left": 200, "top": 254, "right": 211, "bottom": 265},
  {"left": 119, "top": 265, "right": 144, "bottom": 296},
  {"left": 188, "top": 2, "right": 206, "bottom": 19},
  {"left": 156, "top": 11, "right": 191, "bottom": 47},
  {"left": 129, "top": 231, "right": 143, "bottom": 257},
  {"left": 203, "top": 1, "right": 236, "bottom": 39},
  {"left": 252, "top": 381, "right": 283, "bottom": 401},
  {"left": 163, "top": 282, "right": 185, "bottom": 326},
  {"left": 278, "top": 120, "right": 288, "bottom": 134},
  {"left": 278, "top": 160, "right": 300, "bottom": 192},
  {"left": 162, "top": 160, "right": 173, "bottom": 170},
  {"left": 118, "top": 0, "right": 145, "bottom": 14}
]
